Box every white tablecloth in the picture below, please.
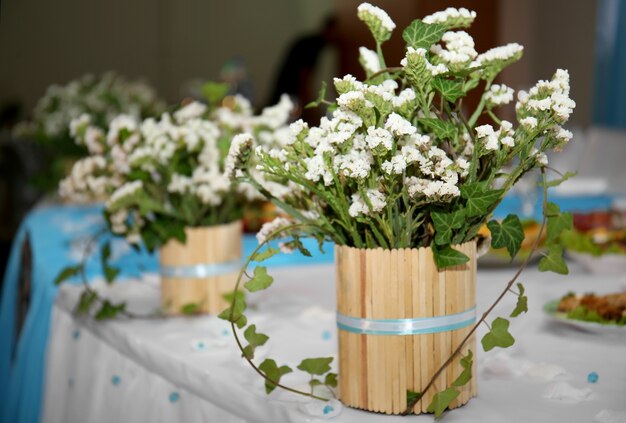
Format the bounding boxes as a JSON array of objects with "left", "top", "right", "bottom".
[{"left": 42, "top": 265, "right": 626, "bottom": 423}]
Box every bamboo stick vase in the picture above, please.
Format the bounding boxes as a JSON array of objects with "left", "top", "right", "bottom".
[
  {"left": 335, "top": 242, "right": 477, "bottom": 415},
  {"left": 159, "top": 220, "right": 242, "bottom": 315}
]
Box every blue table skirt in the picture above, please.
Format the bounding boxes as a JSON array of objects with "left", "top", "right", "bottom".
[{"left": 0, "top": 192, "right": 615, "bottom": 423}]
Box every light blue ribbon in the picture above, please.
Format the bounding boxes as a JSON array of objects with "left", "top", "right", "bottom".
[
  {"left": 159, "top": 259, "right": 243, "bottom": 279},
  {"left": 337, "top": 306, "right": 476, "bottom": 336}
]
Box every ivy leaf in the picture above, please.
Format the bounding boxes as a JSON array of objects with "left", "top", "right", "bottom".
[
  {"left": 218, "top": 292, "right": 247, "bottom": 328},
  {"left": 545, "top": 171, "right": 577, "bottom": 187},
  {"left": 242, "top": 345, "right": 255, "bottom": 360},
  {"left": 426, "top": 387, "right": 460, "bottom": 419},
  {"left": 432, "top": 244, "right": 469, "bottom": 269},
  {"left": 244, "top": 324, "right": 269, "bottom": 347},
  {"left": 202, "top": 81, "right": 229, "bottom": 105},
  {"left": 74, "top": 290, "right": 98, "bottom": 315},
  {"left": 324, "top": 372, "right": 338, "bottom": 388},
  {"left": 181, "top": 303, "right": 201, "bottom": 315},
  {"left": 403, "top": 19, "right": 446, "bottom": 49},
  {"left": 407, "top": 390, "right": 421, "bottom": 405},
  {"left": 94, "top": 300, "right": 126, "bottom": 320},
  {"left": 309, "top": 378, "right": 323, "bottom": 388},
  {"left": 538, "top": 244, "right": 569, "bottom": 275},
  {"left": 297, "top": 357, "right": 334, "bottom": 376},
  {"left": 254, "top": 247, "right": 280, "bottom": 262},
  {"left": 481, "top": 317, "right": 515, "bottom": 352},
  {"left": 487, "top": 214, "right": 524, "bottom": 259},
  {"left": 432, "top": 78, "right": 465, "bottom": 102},
  {"left": 54, "top": 265, "right": 82, "bottom": 286},
  {"left": 452, "top": 350, "right": 473, "bottom": 387},
  {"left": 461, "top": 182, "right": 504, "bottom": 217},
  {"left": 510, "top": 283, "right": 528, "bottom": 317},
  {"left": 418, "top": 117, "right": 457, "bottom": 140},
  {"left": 545, "top": 203, "right": 573, "bottom": 242},
  {"left": 244, "top": 266, "right": 274, "bottom": 292},
  {"left": 258, "top": 359, "right": 292, "bottom": 394},
  {"left": 432, "top": 209, "right": 465, "bottom": 245}
]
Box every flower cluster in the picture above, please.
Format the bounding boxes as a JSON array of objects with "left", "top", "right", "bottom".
[
  {"left": 61, "top": 94, "right": 294, "bottom": 248},
  {"left": 15, "top": 72, "right": 165, "bottom": 145},
  {"left": 231, "top": 4, "right": 576, "bottom": 265}
]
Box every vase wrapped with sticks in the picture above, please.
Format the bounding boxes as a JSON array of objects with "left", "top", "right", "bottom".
[{"left": 160, "top": 221, "right": 242, "bottom": 315}]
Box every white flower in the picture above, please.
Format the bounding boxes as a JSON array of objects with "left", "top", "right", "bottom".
[
  {"left": 382, "top": 154, "right": 407, "bottom": 175},
  {"left": 422, "top": 7, "right": 476, "bottom": 27},
  {"left": 174, "top": 101, "right": 207, "bottom": 123},
  {"left": 108, "top": 180, "right": 143, "bottom": 207},
  {"left": 365, "top": 126, "right": 393, "bottom": 151},
  {"left": 69, "top": 114, "right": 91, "bottom": 138},
  {"left": 225, "top": 133, "right": 253, "bottom": 179},
  {"left": 430, "top": 31, "right": 477, "bottom": 68},
  {"left": 501, "top": 136, "right": 515, "bottom": 147},
  {"left": 167, "top": 173, "right": 192, "bottom": 194},
  {"left": 289, "top": 119, "right": 308, "bottom": 137},
  {"left": 385, "top": 113, "right": 416, "bottom": 137},
  {"left": 304, "top": 155, "right": 333, "bottom": 186},
  {"left": 401, "top": 47, "right": 448, "bottom": 76},
  {"left": 256, "top": 217, "right": 293, "bottom": 244},
  {"left": 83, "top": 126, "right": 105, "bottom": 154},
  {"left": 475, "top": 124, "right": 499, "bottom": 151},
  {"left": 476, "top": 43, "right": 524, "bottom": 66},
  {"left": 337, "top": 90, "right": 367, "bottom": 110},
  {"left": 359, "top": 47, "right": 381, "bottom": 74},
  {"left": 348, "top": 189, "right": 387, "bottom": 217},
  {"left": 475, "top": 124, "right": 495, "bottom": 138},
  {"left": 357, "top": 3, "right": 396, "bottom": 32},
  {"left": 126, "top": 233, "right": 141, "bottom": 245},
  {"left": 484, "top": 84, "right": 514, "bottom": 107},
  {"left": 107, "top": 115, "right": 138, "bottom": 146},
  {"left": 335, "top": 151, "right": 372, "bottom": 179},
  {"left": 520, "top": 116, "right": 538, "bottom": 130},
  {"left": 555, "top": 127, "right": 573, "bottom": 142},
  {"left": 393, "top": 88, "right": 417, "bottom": 109}
]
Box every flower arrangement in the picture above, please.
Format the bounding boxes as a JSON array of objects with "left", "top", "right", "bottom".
[
  {"left": 60, "top": 92, "right": 294, "bottom": 250},
  {"left": 221, "top": 3, "right": 576, "bottom": 417}
]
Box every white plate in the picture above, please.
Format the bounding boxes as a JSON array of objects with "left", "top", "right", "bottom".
[
  {"left": 566, "top": 251, "right": 626, "bottom": 274},
  {"left": 543, "top": 300, "right": 626, "bottom": 335}
]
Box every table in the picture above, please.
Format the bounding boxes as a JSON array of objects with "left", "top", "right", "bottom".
[{"left": 42, "top": 264, "right": 626, "bottom": 423}]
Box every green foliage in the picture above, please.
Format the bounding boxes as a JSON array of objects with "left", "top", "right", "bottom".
[
  {"left": 94, "top": 300, "right": 126, "bottom": 320},
  {"left": 432, "top": 78, "right": 465, "bottom": 102},
  {"left": 403, "top": 19, "right": 446, "bottom": 49},
  {"left": 431, "top": 209, "right": 465, "bottom": 245},
  {"left": 202, "top": 81, "right": 230, "bottom": 105},
  {"left": 510, "top": 283, "right": 528, "bottom": 317},
  {"left": 461, "top": 183, "right": 505, "bottom": 217},
  {"left": 432, "top": 244, "right": 469, "bottom": 269},
  {"left": 218, "top": 292, "right": 248, "bottom": 328},
  {"left": 452, "top": 350, "right": 473, "bottom": 387},
  {"left": 545, "top": 203, "right": 573, "bottom": 242},
  {"left": 481, "top": 317, "right": 515, "bottom": 351},
  {"left": 181, "top": 303, "right": 201, "bottom": 315},
  {"left": 545, "top": 171, "right": 577, "bottom": 188},
  {"left": 54, "top": 265, "right": 83, "bottom": 285},
  {"left": 297, "top": 357, "right": 334, "bottom": 376},
  {"left": 244, "top": 266, "right": 274, "bottom": 292},
  {"left": 258, "top": 359, "right": 293, "bottom": 394},
  {"left": 242, "top": 325, "right": 269, "bottom": 360},
  {"left": 407, "top": 390, "right": 421, "bottom": 404},
  {"left": 324, "top": 372, "right": 338, "bottom": 388},
  {"left": 100, "top": 241, "right": 121, "bottom": 284},
  {"left": 487, "top": 214, "right": 524, "bottom": 258},
  {"left": 305, "top": 81, "right": 328, "bottom": 109},
  {"left": 418, "top": 118, "right": 457, "bottom": 140},
  {"left": 538, "top": 244, "right": 569, "bottom": 275},
  {"left": 75, "top": 290, "right": 98, "bottom": 314},
  {"left": 253, "top": 247, "right": 280, "bottom": 262},
  {"left": 426, "top": 387, "right": 460, "bottom": 419},
  {"left": 560, "top": 229, "right": 626, "bottom": 256}
]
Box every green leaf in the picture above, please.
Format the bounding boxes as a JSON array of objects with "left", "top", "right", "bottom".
[
  {"left": 432, "top": 209, "right": 465, "bottom": 245},
  {"left": 403, "top": 19, "right": 446, "bottom": 49},
  {"left": 432, "top": 244, "right": 470, "bottom": 269},
  {"left": 324, "top": 372, "right": 338, "bottom": 388},
  {"left": 254, "top": 247, "right": 280, "bottom": 262},
  {"left": 94, "top": 300, "right": 126, "bottom": 320},
  {"left": 538, "top": 243, "right": 569, "bottom": 275},
  {"left": 452, "top": 350, "right": 473, "bottom": 387},
  {"left": 545, "top": 171, "right": 577, "bottom": 187},
  {"left": 481, "top": 317, "right": 515, "bottom": 352},
  {"left": 510, "top": 282, "right": 528, "bottom": 317},
  {"left": 181, "top": 303, "right": 201, "bottom": 315},
  {"left": 407, "top": 390, "right": 421, "bottom": 405},
  {"left": 432, "top": 78, "right": 465, "bottom": 102},
  {"left": 305, "top": 81, "right": 327, "bottom": 109},
  {"left": 75, "top": 290, "right": 98, "bottom": 314},
  {"left": 54, "top": 265, "right": 82, "bottom": 285},
  {"left": 309, "top": 378, "right": 323, "bottom": 388},
  {"left": 243, "top": 266, "right": 274, "bottom": 292},
  {"left": 202, "top": 81, "right": 229, "bottom": 105},
  {"left": 297, "top": 357, "right": 333, "bottom": 376},
  {"left": 426, "top": 387, "right": 460, "bottom": 418},
  {"left": 244, "top": 324, "right": 269, "bottom": 347},
  {"left": 545, "top": 203, "right": 573, "bottom": 242},
  {"left": 258, "top": 359, "right": 292, "bottom": 394},
  {"left": 242, "top": 345, "right": 255, "bottom": 360},
  {"left": 460, "top": 182, "right": 504, "bottom": 217},
  {"left": 487, "top": 214, "right": 524, "bottom": 258},
  {"left": 218, "top": 292, "right": 247, "bottom": 326},
  {"left": 418, "top": 117, "right": 457, "bottom": 140}
]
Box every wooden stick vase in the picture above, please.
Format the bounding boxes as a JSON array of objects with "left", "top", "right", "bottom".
[
  {"left": 335, "top": 242, "right": 477, "bottom": 415},
  {"left": 159, "top": 221, "right": 242, "bottom": 315}
]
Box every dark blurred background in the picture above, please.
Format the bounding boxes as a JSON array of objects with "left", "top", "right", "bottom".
[{"left": 0, "top": 0, "right": 622, "bottom": 279}]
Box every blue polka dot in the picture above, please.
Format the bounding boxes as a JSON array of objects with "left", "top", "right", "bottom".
[
  {"left": 221, "top": 329, "right": 230, "bottom": 336},
  {"left": 323, "top": 405, "right": 334, "bottom": 415},
  {"left": 588, "top": 371, "right": 599, "bottom": 384},
  {"left": 111, "top": 375, "right": 121, "bottom": 386},
  {"left": 322, "top": 330, "right": 332, "bottom": 340},
  {"left": 73, "top": 330, "right": 80, "bottom": 340},
  {"left": 169, "top": 392, "right": 180, "bottom": 403}
]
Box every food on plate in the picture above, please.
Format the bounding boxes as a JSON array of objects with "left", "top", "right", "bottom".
[
  {"left": 557, "top": 291, "right": 626, "bottom": 326},
  {"left": 560, "top": 228, "right": 626, "bottom": 256}
]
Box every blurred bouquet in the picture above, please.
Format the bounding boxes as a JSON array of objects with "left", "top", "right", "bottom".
[
  {"left": 60, "top": 91, "right": 294, "bottom": 250},
  {"left": 232, "top": 3, "right": 576, "bottom": 268},
  {"left": 14, "top": 72, "right": 166, "bottom": 191}
]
